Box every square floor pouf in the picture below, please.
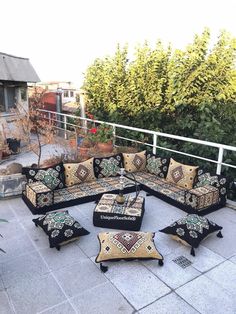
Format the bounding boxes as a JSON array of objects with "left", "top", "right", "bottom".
[
  {"left": 96, "top": 231, "right": 163, "bottom": 272},
  {"left": 93, "top": 193, "right": 145, "bottom": 231},
  {"left": 33, "top": 210, "right": 90, "bottom": 250},
  {"left": 159, "top": 214, "right": 223, "bottom": 256}
]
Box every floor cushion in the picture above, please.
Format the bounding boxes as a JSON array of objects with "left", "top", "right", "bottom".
[
  {"left": 64, "top": 158, "right": 96, "bottom": 186},
  {"left": 33, "top": 210, "right": 89, "bottom": 249},
  {"left": 96, "top": 231, "right": 163, "bottom": 272},
  {"left": 159, "top": 214, "right": 223, "bottom": 256},
  {"left": 93, "top": 153, "right": 124, "bottom": 178},
  {"left": 123, "top": 151, "right": 146, "bottom": 173}
]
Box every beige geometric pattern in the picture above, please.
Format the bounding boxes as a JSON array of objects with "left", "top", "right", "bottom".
[
  {"left": 166, "top": 158, "right": 198, "bottom": 189},
  {"left": 96, "top": 231, "right": 163, "bottom": 262},
  {"left": 94, "top": 193, "right": 143, "bottom": 217},
  {"left": 123, "top": 150, "right": 146, "bottom": 173},
  {"left": 64, "top": 158, "right": 96, "bottom": 186}
]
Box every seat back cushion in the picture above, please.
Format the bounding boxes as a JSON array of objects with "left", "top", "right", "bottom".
[
  {"left": 22, "top": 162, "right": 65, "bottom": 190},
  {"left": 93, "top": 153, "right": 124, "bottom": 178},
  {"left": 166, "top": 158, "right": 198, "bottom": 189},
  {"left": 123, "top": 150, "right": 146, "bottom": 173},
  {"left": 146, "top": 152, "right": 170, "bottom": 178},
  {"left": 64, "top": 158, "right": 96, "bottom": 186}
]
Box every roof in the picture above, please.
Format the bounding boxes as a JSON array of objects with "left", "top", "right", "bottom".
[{"left": 0, "top": 52, "right": 40, "bottom": 82}]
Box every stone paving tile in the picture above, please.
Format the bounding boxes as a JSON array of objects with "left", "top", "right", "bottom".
[
  {"left": 6, "top": 273, "right": 66, "bottom": 314},
  {"left": 176, "top": 274, "right": 236, "bottom": 314},
  {"left": 153, "top": 232, "right": 182, "bottom": 256},
  {"left": 39, "top": 243, "right": 88, "bottom": 271},
  {"left": 144, "top": 251, "right": 201, "bottom": 289},
  {"left": 173, "top": 244, "right": 225, "bottom": 273},
  {"left": 1, "top": 251, "right": 49, "bottom": 289},
  {"left": 0, "top": 219, "right": 25, "bottom": 240},
  {"left": 202, "top": 214, "right": 236, "bottom": 259},
  {"left": 0, "top": 233, "right": 36, "bottom": 263},
  {"left": 75, "top": 225, "right": 104, "bottom": 258},
  {"left": 70, "top": 282, "right": 135, "bottom": 314},
  {"left": 0, "top": 291, "right": 14, "bottom": 314},
  {"left": 53, "top": 259, "right": 107, "bottom": 298},
  {"left": 39, "top": 301, "right": 76, "bottom": 314},
  {"left": 205, "top": 260, "right": 236, "bottom": 297},
  {"left": 229, "top": 255, "right": 236, "bottom": 264},
  {"left": 139, "top": 292, "right": 199, "bottom": 314},
  {"left": 0, "top": 200, "right": 17, "bottom": 221},
  {"left": 99, "top": 260, "right": 170, "bottom": 310},
  {"left": 7, "top": 197, "right": 33, "bottom": 221}
]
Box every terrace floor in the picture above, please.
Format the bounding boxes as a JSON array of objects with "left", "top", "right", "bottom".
[{"left": 0, "top": 192, "right": 236, "bottom": 314}]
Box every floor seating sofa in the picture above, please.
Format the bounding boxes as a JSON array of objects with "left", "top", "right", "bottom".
[{"left": 22, "top": 151, "right": 227, "bottom": 216}]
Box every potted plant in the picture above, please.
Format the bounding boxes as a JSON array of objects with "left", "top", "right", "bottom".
[
  {"left": 89, "top": 123, "right": 114, "bottom": 153},
  {"left": 78, "top": 137, "right": 93, "bottom": 159}
]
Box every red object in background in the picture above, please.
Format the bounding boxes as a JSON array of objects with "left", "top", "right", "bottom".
[
  {"left": 89, "top": 128, "right": 97, "bottom": 134},
  {"left": 41, "top": 92, "right": 57, "bottom": 111}
]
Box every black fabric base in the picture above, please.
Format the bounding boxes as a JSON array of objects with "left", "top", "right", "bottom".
[
  {"left": 93, "top": 199, "right": 145, "bottom": 231},
  {"left": 142, "top": 185, "right": 225, "bottom": 216},
  {"left": 22, "top": 185, "right": 137, "bottom": 215}
]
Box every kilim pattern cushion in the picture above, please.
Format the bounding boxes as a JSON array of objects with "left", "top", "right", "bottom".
[
  {"left": 186, "top": 185, "right": 219, "bottom": 210},
  {"left": 33, "top": 211, "right": 89, "bottom": 249},
  {"left": 123, "top": 151, "right": 146, "bottom": 173},
  {"left": 96, "top": 231, "right": 163, "bottom": 264},
  {"left": 93, "top": 193, "right": 145, "bottom": 231},
  {"left": 146, "top": 152, "right": 170, "bottom": 178},
  {"left": 93, "top": 153, "right": 124, "bottom": 178},
  {"left": 166, "top": 158, "right": 198, "bottom": 189},
  {"left": 194, "top": 170, "right": 227, "bottom": 202},
  {"left": 126, "top": 171, "right": 186, "bottom": 204},
  {"left": 53, "top": 176, "right": 135, "bottom": 204},
  {"left": 26, "top": 182, "right": 53, "bottom": 208},
  {"left": 159, "top": 214, "right": 223, "bottom": 255},
  {"left": 64, "top": 158, "right": 96, "bottom": 186},
  {"left": 22, "top": 163, "right": 65, "bottom": 190}
]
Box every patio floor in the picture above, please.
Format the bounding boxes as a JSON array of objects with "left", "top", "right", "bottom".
[{"left": 0, "top": 191, "right": 236, "bottom": 314}]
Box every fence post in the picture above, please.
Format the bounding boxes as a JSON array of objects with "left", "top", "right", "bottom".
[
  {"left": 112, "top": 125, "right": 116, "bottom": 145},
  {"left": 153, "top": 133, "right": 157, "bottom": 154},
  {"left": 64, "top": 115, "right": 67, "bottom": 139},
  {"left": 216, "top": 146, "right": 224, "bottom": 175}
]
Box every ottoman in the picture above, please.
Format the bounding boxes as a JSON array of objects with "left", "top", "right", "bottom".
[{"left": 93, "top": 193, "right": 145, "bottom": 231}]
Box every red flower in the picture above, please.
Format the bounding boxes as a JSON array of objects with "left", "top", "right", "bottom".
[{"left": 89, "top": 128, "right": 97, "bottom": 134}]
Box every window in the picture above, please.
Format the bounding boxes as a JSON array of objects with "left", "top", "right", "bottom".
[
  {"left": 20, "top": 87, "right": 27, "bottom": 101},
  {"left": 70, "top": 91, "right": 74, "bottom": 97},
  {"left": 0, "top": 86, "right": 4, "bottom": 112},
  {"left": 64, "top": 90, "right": 69, "bottom": 97}
]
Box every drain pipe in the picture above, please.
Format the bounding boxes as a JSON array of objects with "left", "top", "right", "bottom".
[{"left": 79, "top": 89, "right": 87, "bottom": 133}]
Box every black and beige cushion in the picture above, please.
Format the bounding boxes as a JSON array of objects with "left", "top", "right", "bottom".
[
  {"left": 26, "top": 182, "right": 53, "bottom": 208},
  {"left": 186, "top": 185, "right": 219, "bottom": 210},
  {"left": 33, "top": 211, "right": 89, "bottom": 249},
  {"left": 93, "top": 193, "right": 145, "bottom": 231},
  {"left": 22, "top": 162, "right": 65, "bottom": 190},
  {"left": 123, "top": 151, "right": 146, "bottom": 173},
  {"left": 146, "top": 152, "right": 170, "bottom": 178},
  {"left": 93, "top": 153, "right": 124, "bottom": 178},
  {"left": 159, "top": 214, "right": 223, "bottom": 256},
  {"left": 64, "top": 158, "right": 96, "bottom": 186},
  {"left": 96, "top": 231, "right": 163, "bottom": 272},
  {"left": 166, "top": 158, "right": 198, "bottom": 189}
]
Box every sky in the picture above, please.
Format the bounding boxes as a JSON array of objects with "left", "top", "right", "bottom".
[{"left": 1, "top": 0, "right": 235, "bottom": 87}]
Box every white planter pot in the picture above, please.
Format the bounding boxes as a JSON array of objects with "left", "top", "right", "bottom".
[{"left": 0, "top": 174, "right": 27, "bottom": 198}]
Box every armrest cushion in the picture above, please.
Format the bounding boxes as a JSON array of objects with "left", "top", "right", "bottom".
[
  {"left": 194, "top": 170, "right": 227, "bottom": 203},
  {"left": 25, "top": 182, "right": 54, "bottom": 208},
  {"left": 186, "top": 185, "right": 220, "bottom": 210}
]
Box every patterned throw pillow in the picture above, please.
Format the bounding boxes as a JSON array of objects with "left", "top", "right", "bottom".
[
  {"left": 96, "top": 231, "right": 163, "bottom": 271},
  {"left": 123, "top": 151, "right": 146, "bottom": 173},
  {"left": 32, "top": 211, "right": 90, "bottom": 249},
  {"left": 22, "top": 162, "right": 65, "bottom": 190},
  {"left": 166, "top": 158, "right": 198, "bottom": 189},
  {"left": 93, "top": 153, "right": 124, "bottom": 178},
  {"left": 146, "top": 152, "right": 170, "bottom": 178},
  {"left": 64, "top": 158, "right": 96, "bottom": 186},
  {"left": 159, "top": 214, "right": 223, "bottom": 256}
]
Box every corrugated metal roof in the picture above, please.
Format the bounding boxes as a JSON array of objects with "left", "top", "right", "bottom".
[{"left": 0, "top": 52, "right": 40, "bottom": 82}]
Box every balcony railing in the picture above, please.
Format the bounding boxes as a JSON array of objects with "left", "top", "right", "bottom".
[{"left": 39, "top": 109, "right": 236, "bottom": 176}]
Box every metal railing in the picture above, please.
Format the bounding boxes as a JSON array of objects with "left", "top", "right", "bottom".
[{"left": 39, "top": 109, "right": 236, "bottom": 175}]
